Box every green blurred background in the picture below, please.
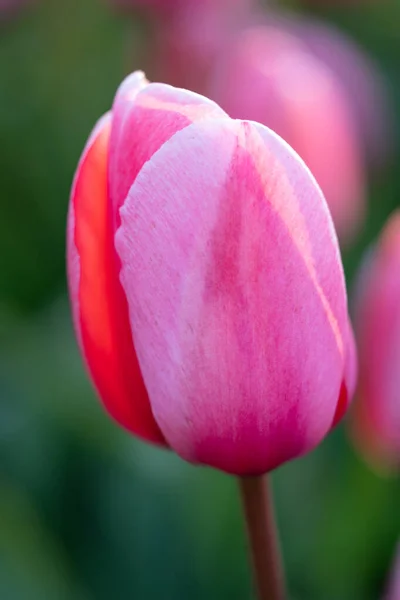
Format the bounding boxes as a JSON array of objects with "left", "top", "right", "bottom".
[{"left": 1, "top": 1, "right": 399, "bottom": 598}]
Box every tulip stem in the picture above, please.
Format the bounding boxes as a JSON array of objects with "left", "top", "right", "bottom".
[{"left": 239, "top": 475, "right": 285, "bottom": 600}]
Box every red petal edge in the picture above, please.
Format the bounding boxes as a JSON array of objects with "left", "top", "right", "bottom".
[{"left": 69, "top": 115, "right": 166, "bottom": 445}]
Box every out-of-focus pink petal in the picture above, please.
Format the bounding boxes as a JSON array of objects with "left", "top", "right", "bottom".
[
  {"left": 384, "top": 543, "right": 400, "bottom": 600},
  {"left": 67, "top": 112, "right": 165, "bottom": 445},
  {"left": 257, "top": 11, "right": 393, "bottom": 169},
  {"left": 116, "top": 117, "right": 349, "bottom": 475},
  {"left": 296, "top": 18, "right": 394, "bottom": 170},
  {"left": 351, "top": 211, "right": 400, "bottom": 473},
  {"left": 150, "top": 0, "right": 255, "bottom": 93},
  {"left": 209, "top": 25, "right": 366, "bottom": 243}
]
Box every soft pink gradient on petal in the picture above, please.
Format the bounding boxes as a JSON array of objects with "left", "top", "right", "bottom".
[
  {"left": 116, "top": 117, "right": 351, "bottom": 475},
  {"left": 209, "top": 25, "right": 366, "bottom": 243},
  {"left": 67, "top": 112, "right": 165, "bottom": 445},
  {"left": 109, "top": 72, "right": 227, "bottom": 228},
  {"left": 351, "top": 211, "right": 400, "bottom": 474}
]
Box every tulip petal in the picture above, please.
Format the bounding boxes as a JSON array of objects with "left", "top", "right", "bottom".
[
  {"left": 109, "top": 73, "right": 227, "bottom": 226},
  {"left": 116, "top": 118, "right": 348, "bottom": 474},
  {"left": 67, "top": 113, "right": 165, "bottom": 444}
]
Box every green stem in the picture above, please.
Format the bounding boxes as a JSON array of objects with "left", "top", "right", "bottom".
[{"left": 239, "top": 476, "right": 286, "bottom": 600}]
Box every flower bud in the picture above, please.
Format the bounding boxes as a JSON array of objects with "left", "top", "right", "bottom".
[{"left": 67, "top": 71, "right": 356, "bottom": 475}]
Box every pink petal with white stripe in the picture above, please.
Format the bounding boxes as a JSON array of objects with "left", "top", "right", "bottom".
[{"left": 116, "top": 117, "right": 351, "bottom": 475}]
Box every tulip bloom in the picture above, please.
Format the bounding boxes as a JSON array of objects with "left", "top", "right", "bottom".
[
  {"left": 209, "top": 25, "right": 366, "bottom": 243},
  {"left": 67, "top": 71, "right": 356, "bottom": 475},
  {"left": 351, "top": 212, "right": 400, "bottom": 473}
]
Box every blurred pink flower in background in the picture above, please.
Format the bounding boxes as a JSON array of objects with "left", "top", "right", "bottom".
[
  {"left": 350, "top": 211, "right": 400, "bottom": 474},
  {"left": 150, "top": 0, "right": 254, "bottom": 93},
  {"left": 0, "top": 0, "right": 32, "bottom": 17},
  {"left": 67, "top": 71, "right": 356, "bottom": 476},
  {"left": 290, "top": 16, "right": 394, "bottom": 170},
  {"left": 384, "top": 544, "right": 400, "bottom": 600},
  {"left": 111, "top": 2, "right": 393, "bottom": 172},
  {"left": 209, "top": 25, "right": 366, "bottom": 243}
]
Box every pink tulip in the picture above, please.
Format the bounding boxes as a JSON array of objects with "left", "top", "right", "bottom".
[
  {"left": 67, "top": 71, "right": 356, "bottom": 475},
  {"left": 351, "top": 211, "right": 400, "bottom": 473},
  {"left": 209, "top": 25, "right": 366, "bottom": 243}
]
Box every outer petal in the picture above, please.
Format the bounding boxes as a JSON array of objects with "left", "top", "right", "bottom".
[
  {"left": 209, "top": 26, "right": 365, "bottom": 243},
  {"left": 253, "top": 119, "right": 357, "bottom": 429},
  {"left": 108, "top": 72, "right": 227, "bottom": 228},
  {"left": 67, "top": 113, "right": 165, "bottom": 444},
  {"left": 67, "top": 114, "right": 112, "bottom": 348},
  {"left": 351, "top": 212, "right": 400, "bottom": 472},
  {"left": 116, "top": 117, "right": 349, "bottom": 475}
]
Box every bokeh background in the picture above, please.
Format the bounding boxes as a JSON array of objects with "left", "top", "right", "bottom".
[{"left": 1, "top": 0, "right": 400, "bottom": 598}]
